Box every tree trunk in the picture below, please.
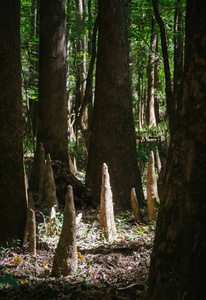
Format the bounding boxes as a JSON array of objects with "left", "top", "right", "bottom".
[
  {"left": 147, "top": 1, "right": 206, "bottom": 298},
  {"left": 85, "top": 0, "right": 144, "bottom": 209},
  {"left": 152, "top": 0, "right": 174, "bottom": 135},
  {"left": 51, "top": 185, "right": 77, "bottom": 276},
  {"left": 146, "top": 17, "right": 157, "bottom": 128},
  {"left": 173, "top": 0, "right": 184, "bottom": 114},
  {"left": 37, "top": 0, "right": 69, "bottom": 164},
  {"left": 0, "top": 0, "right": 27, "bottom": 247}
]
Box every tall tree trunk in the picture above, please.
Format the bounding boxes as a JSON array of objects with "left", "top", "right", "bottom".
[
  {"left": 154, "top": 35, "right": 160, "bottom": 124},
  {"left": 173, "top": 0, "right": 184, "bottom": 114},
  {"left": 85, "top": 0, "right": 144, "bottom": 209},
  {"left": 74, "top": 0, "right": 86, "bottom": 147},
  {"left": 152, "top": 0, "right": 174, "bottom": 135},
  {"left": 37, "top": 0, "right": 69, "bottom": 164},
  {"left": 147, "top": 0, "right": 206, "bottom": 298},
  {"left": 0, "top": 0, "right": 27, "bottom": 247},
  {"left": 146, "top": 17, "right": 157, "bottom": 128}
]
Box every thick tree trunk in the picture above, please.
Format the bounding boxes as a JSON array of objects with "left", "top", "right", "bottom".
[
  {"left": 85, "top": 0, "right": 144, "bottom": 209},
  {"left": 0, "top": 0, "right": 27, "bottom": 247},
  {"left": 147, "top": 1, "right": 206, "bottom": 298},
  {"left": 173, "top": 0, "right": 184, "bottom": 114},
  {"left": 37, "top": 0, "right": 69, "bottom": 164}
]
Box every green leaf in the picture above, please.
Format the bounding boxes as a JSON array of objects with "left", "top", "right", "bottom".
[{"left": 0, "top": 276, "right": 20, "bottom": 291}]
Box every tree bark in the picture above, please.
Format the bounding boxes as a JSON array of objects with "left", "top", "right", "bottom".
[
  {"left": 147, "top": 1, "right": 206, "bottom": 298},
  {"left": 85, "top": 0, "right": 144, "bottom": 209},
  {"left": 37, "top": 0, "right": 69, "bottom": 164},
  {"left": 146, "top": 151, "right": 160, "bottom": 222},
  {"left": 51, "top": 185, "right": 77, "bottom": 276},
  {"left": 173, "top": 0, "right": 184, "bottom": 114},
  {"left": 0, "top": 0, "right": 27, "bottom": 247},
  {"left": 146, "top": 18, "right": 157, "bottom": 128},
  {"left": 99, "top": 164, "right": 117, "bottom": 242}
]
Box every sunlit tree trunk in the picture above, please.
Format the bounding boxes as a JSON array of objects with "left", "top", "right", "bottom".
[
  {"left": 147, "top": 1, "right": 206, "bottom": 298},
  {"left": 0, "top": 0, "right": 27, "bottom": 247},
  {"left": 146, "top": 17, "right": 157, "bottom": 128},
  {"left": 154, "top": 35, "right": 160, "bottom": 124},
  {"left": 37, "top": 0, "right": 69, "bottom": 163},
  {"left": 85, "top": 0, "right": 144, "bottom": 209}
]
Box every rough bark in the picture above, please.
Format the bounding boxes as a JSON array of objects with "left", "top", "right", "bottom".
[
  {"left": 43, "top": 154, "right": 58, "bottom": 213},
  {"left": 29, "top": 141, "right": 45, "bottom": 193},
  {"left": 173, "top": 0, "right": 184, "bottom": 114},
  {"left": 99, "top": 164, "right": 117, "bottom": 242},
  {"left": 23, "top": 192, "right": 36, "bottom": 255},
  {"left": 0, "top": 0, "right": 27, "bottom": 247},
  {"left": 85, "top": 0, "right": 144, "bottom": 209},
  {"left": 157, "top": 157, "right": 166, "bottom": 201},
  {"left": 147, "top": 1, "right": 206, "bottom": 298},
  {"left": 146, "top": 151, "right": 160, "bottom": 222},
  {"left": 24, "top": 209, "right": 36, "bottom": 255},
  {"left": 131, "top": 188, "right": 143, "bottom": 223},
  {"left": 37, "top": 142, "right": 45, "bottom": 203},
  {"left": 37, "top": 0, "right": 69, "bottom": 164},
  {"left": 51, "top": 185, "right": 77, "bottom": 277}
]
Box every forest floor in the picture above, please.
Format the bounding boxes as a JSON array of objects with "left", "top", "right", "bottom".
[
  {"left": 0, "top": 157, "right": 156, "bottom": 300},
  {"left": 0, "top": 209, "right": 155, "bottom": 300}
]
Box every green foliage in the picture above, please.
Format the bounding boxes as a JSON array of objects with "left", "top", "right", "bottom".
[
  {"left": 20, "top": 0, "right": 185, "bottom": 165},
  {"left": 0, "top": 276, "right": 20, "bottom": 291}
]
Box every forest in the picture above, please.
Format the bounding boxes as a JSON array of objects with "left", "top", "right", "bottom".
[{"left": 0, "top": 0, "right": 205, "bottom": 299}]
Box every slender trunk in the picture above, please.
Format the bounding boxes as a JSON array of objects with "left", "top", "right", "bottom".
[
  {"left": 152, "top": 0, "right": 174, "bottom": 135},
  {"left": 147, "top": 18, "right": 157, "bottom": 128}
]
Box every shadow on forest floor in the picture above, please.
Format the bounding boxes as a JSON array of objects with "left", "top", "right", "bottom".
[
  {"left": 0, "top": 208, "right": 155, "bottom": 299},
  {"left": 1, "top": 157, "right": 157, "bottom": 299}
]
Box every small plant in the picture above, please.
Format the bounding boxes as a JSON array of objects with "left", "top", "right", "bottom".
[{"left": 0, "top": 275, "right": 19, "bottom": 291}]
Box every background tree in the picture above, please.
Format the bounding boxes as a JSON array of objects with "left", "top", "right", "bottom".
[
  {"left": 85, "top": 0, "right": 144, "bottom": 209},
  {"left": 0, "top": 0, "right": 27, "bottom": 247},
  {"left": 147, "top": 0, "right": 206, "bottom": 298},
  {"left": 146, "top": 16, "right": 157, "bottom": 128}
]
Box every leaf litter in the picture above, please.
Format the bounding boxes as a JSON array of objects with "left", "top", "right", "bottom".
[{"left": 0, "top": 209, "right": 155, "bottom": 299}]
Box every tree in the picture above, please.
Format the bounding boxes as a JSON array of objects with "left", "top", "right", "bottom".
[
  {"left": 0, "top": 0, "right": 27, "bottom": 247},
  {"left": 147, "top": 0, "right": 206, "bottom": 298},
  {"left": 173, "top": 0, "right": 184, "bottom": 114},
  {"left": 85, "top": 0, "right": 144, "bottom": 209},
  {"left": 146, "top": 16, "right": 157, "bottom": 128},
  {"left": 152, "top": 0, "right": 174, "bottom": 135},
  {"left": 37, "top": 0, "right": 69, "bottom": 164}
]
